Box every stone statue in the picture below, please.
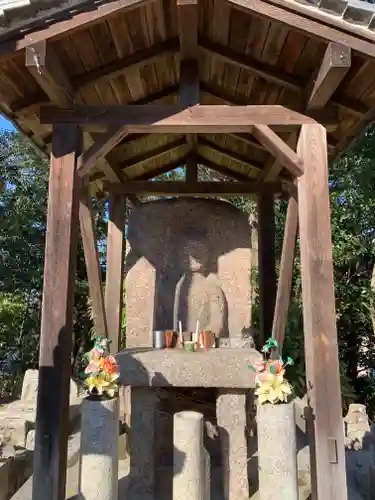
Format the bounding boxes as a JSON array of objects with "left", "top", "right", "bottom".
[
  {"left": 173, "top": 228, "right": 228, "bottom": 337},
  {"left": 344, "top": 403, "right": 373, "bottom": 451}
]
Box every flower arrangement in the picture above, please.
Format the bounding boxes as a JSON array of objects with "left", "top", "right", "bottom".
[
  {"left": 82, "top": 336, "right": 120, "bottom": 398},
  {"left": 249, "top": 338, "right": 294, "bottom": 405}
]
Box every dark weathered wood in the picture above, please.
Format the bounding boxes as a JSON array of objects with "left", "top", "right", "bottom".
[
  {"left": 105, "top": 192, "right": 126, "bottom": 353},
  {"left": 297, "top": 124, "right": 347, "bottom": 500},
  {"left": 79, "top": 185, "right": 108, "bottom": 337},
  {"left": 185, "top": 153, "right": 198, "bottom": 183},
  {"left": 272, "top": 196, "right": 298, "bottom": 350},
  {"left": 106, "top": 180, "right": 279, "bottom": 196},
  {"left": 308, "top": 42, "right": 351, "bottom": 109},
  {"left": 40, "top": 104, "right": 336, "bottom": 131},
  {"left": 258, "top": 191, "right": 277, "bottom": 347},
  {"left": 0, "top": 0, "right": 155, "bottom": 58},
  {"left": 227, "top": 0, "right": 375, "bottom": 59},
  {"left": 177, "top": 0, "right": 198, "bottom": 60},
  {"left": 78, "top": 126, "right": 128, "bottom": 178},
  {"left": 252, "top": 125, "right": 304, "bottom": 177},
  {"left": 32, "top": 123, "right": 81, "bottom": 500}
]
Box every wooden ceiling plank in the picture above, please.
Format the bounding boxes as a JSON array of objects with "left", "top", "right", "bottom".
[
  {"left": 132, "top": 157, "right": 187, "bottom": 180},
  {"left": 252, "top": 125, "right": 304, "bottom": 177},
  {"left": 308, "top": 42, "right": 351, "bottom": 109},
  {"left": 25, "top": 40, "right": 125, "bottom": 185},
  {"left": 0, "top": 0, "right": 156, "bottom": 59},
  {"left": 227, "top": 0, "right": 375, "bottom": 59},
  {"left": 121, "top": 138, "right": 187, "bottom": 170},
  {"left": 39, "top": 104, "right": 337, "bottom": 130},
  {"left": 177, "top": 0, "right": 198, "bottom": 61},
  {"left": 105, "top": 180, "right": 280, "bottom": 196},
  {"left": 197, "top": 156, "right": 254, "bottom": 182}
]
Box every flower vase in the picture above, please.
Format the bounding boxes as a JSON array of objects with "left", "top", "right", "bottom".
[
  {"left": 257, "top": 400, "right": 298, "bottom": 500},
  {"left": 80, "top": 394, "right": 119, "bottom": 500}
]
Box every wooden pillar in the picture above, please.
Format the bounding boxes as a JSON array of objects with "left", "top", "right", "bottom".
[
  {"left": 272, "top": 196, "right": 298, "bottom": 351},
  {"left": 297, "top": 124, "right": 347, "bottom": 500},
  {"left": 79, "top": 185, "right": 108, "bottom": 337},
  {"left": 257, "top": 191, "right": 276, "bottom": 347},
  {"left": 105, "top": 191, "right": 126, "bottom": 352},
  {"left": 32, "top": 123, "right": 82, "bottom": 500}
]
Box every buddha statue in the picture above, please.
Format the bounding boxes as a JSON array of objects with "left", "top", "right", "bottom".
[{"left": 173, "top": 228, "right": 228, "bottom": 337}]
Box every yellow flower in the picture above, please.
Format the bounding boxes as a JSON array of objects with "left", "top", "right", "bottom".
[{"left": 255, "top": 372, "right": 292, "bottom": 405}]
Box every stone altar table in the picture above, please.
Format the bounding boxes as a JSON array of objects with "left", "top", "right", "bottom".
[{"left": 116, "top": 347, "right": 262, "bottom": 500}]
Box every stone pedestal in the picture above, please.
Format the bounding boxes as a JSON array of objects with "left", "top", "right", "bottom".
[
  {"left": 173, "top": 411, "right": 206, "bottom": 500},
  {"left": 128, "top": 387, "right": 157, "bottom": 500},
  {"left": 79, "top": 396, "right": 119, "bottom": 500},
  {"left": 257, "top": 401, "right": 298, "bottom": 500},
  {"left": 216, "top": 390, "right": 249, "bottom": 500}
]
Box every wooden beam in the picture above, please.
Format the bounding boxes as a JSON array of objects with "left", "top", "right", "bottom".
[
  {"left": 272, "top": 196, "right": 298, "bottom": 350},
  {"left": 106, "top": 180, "right": 279, "bottom": 196},
  {"left": 120, "top": 138, "right": 186, "bottom": 171},
  {"left": 252, "top": 125, "right": 304, "bottom": 177},
  {"left": 297, "top": 124, "right": 347, "bottom": 500},
  {"left": 79, "top": 185, "right": 108, "bottom": 337},
  {"left": 200, "top": 38, "right": 361, "bottom": 117},
  {"left": 32, "top": 124, "right": 81, "bottom": 500},
  {"left": 177, "top": 0, "right": 198, "bottom": 60},
  {"left": 133, "top": 157, "right": 187, "bottom": 180},
  {"left": 227, "top": 0, "right": 375, "bottom": 59},
  {"left": 258, "top": 191, "right": 277, "bottom": 347},
  {"left": 197, "top": 156, "right": 254, "bottom": 182},
  {"left": 198, "top": 136, "right": 263, "bottom": 172},
  {"left": 74, "top": 38, "right": 179, "bottom": 90},
  {"left": 308, "top": 42, "right": 351, "bottom": 109},
  {"left": 40, "top": 104, "right": 336, "bottom": 131},
  {"left": 261, "top": 131, "right": 299, "bottom": 182},
  {"left": 78, "top": 126, "right": 128, "bottom": 178},
  {"left": 105, "top": 192, "right": 126, "bottom": 353},
  {"left": 0, "top": 0, "right": 155, "bottom": 58},
  {"left": 26, "top": 40, "right": 122, "bottom": 184}
]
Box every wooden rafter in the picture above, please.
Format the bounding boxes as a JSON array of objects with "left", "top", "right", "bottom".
[
  {"left": 121, "top": 138, "right": 186, "bottom": 171},
  {"left": 227, "top": 0, "right": 375, "bottom": 59},
  {"left": 262, "top": 41, "right": 351, "bottom": 181},
  {"left": 40, "top": 104, "right": 337, "bottom": 131},
  {"left": 197, "top": 156, "right": 255, "bottom": 182},
  {"left": 252, "top": 125, "right": 304, "bottom": 177},
  {"left": 200, "top": 38, "right": 363, "bottom": 117},
  {"left": 178, "top": 0, "right": 199, "bottom": 182},
  {"left": 25, "top": 41, "right": 123, "bottom": 184},
  {"left": 308, "top": 42, "right": 351, "bottom": 109},
  {"left": 0, "top": 0, "right": 155, "bottom": 59},
  {"left": 106, "top": 180, "right": 281, "bottom": 196},
  {"left": 133, "top": 157, "right": 187, "bottom": 180}
]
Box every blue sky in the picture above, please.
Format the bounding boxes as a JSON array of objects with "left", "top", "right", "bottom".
[{"left": 0, "top": 115, "right": 15, "bottom": 131}]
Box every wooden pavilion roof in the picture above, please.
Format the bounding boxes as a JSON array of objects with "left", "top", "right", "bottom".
[{"left": 0, "top": 0, "right": 375, "bottom": 191}]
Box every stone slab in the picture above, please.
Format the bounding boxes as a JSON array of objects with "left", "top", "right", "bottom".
[{"left": 116, "top": 348, "right": 262, "bottom": 388}]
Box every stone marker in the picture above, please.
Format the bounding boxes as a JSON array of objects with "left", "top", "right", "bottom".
[
  {"left": 79, "top": 397, "right": 119, "bottom": 500},
  {"left": 173, "top": 411, "right": 206, "bottom": 500},
  {"left": 257, "top": 401, "right": 298, "bottom": 500},
  {"left": 216, "top": 390, "right": 249, "bottom": 500}
]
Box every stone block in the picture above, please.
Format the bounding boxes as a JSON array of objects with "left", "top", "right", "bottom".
[
  {"left": 217, "top": 390, "right": 249, "bottom": 500},
  {"left": 128, "top": 387, "right": 157, "bottom": 500},
  {"left": 116, "top": 348, "right": 262, "bottom": 388}
]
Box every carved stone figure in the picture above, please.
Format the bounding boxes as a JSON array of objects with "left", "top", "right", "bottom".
[{"left": 173, "top": 228, "right": 228, "bottom": 337}]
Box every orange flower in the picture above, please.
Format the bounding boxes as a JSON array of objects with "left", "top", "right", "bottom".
[
  {"left": 99, "top": 356, "right": 118, "bottom": 375},
  {"left": 265, "top": 359, "right": 283, "bottom": 374}
]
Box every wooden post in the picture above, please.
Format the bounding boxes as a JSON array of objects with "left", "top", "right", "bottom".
[
  {"left": 105, "top": 191, "right": 126, "bottom": 352},
  {"left": 272, "top": 196, "right": 298, "bottom": 350},
  {"left": 32, "top": 123, "right": 82, "bottom": 500},
  {"left": 297, "top": 124, "right": 347, "bottom": 500},
  {"left": 79, "top": 185, "right": 108, "bottom": 337},
  {"left": 257, "top": 191, "right": 276, "bottom": 347}
]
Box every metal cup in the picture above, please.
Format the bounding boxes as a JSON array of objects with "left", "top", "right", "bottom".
[{"left": 154, "top": 330, "right": 165, "bottom": 349}]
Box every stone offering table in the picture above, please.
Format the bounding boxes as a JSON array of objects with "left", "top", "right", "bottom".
[{"left": 116, "top": 347, "right": 262, "bottom": 500}]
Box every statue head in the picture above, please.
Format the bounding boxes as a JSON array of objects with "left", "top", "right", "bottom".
[{"left": 181, "top": 228, "right": 209, "bottom": 273}]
